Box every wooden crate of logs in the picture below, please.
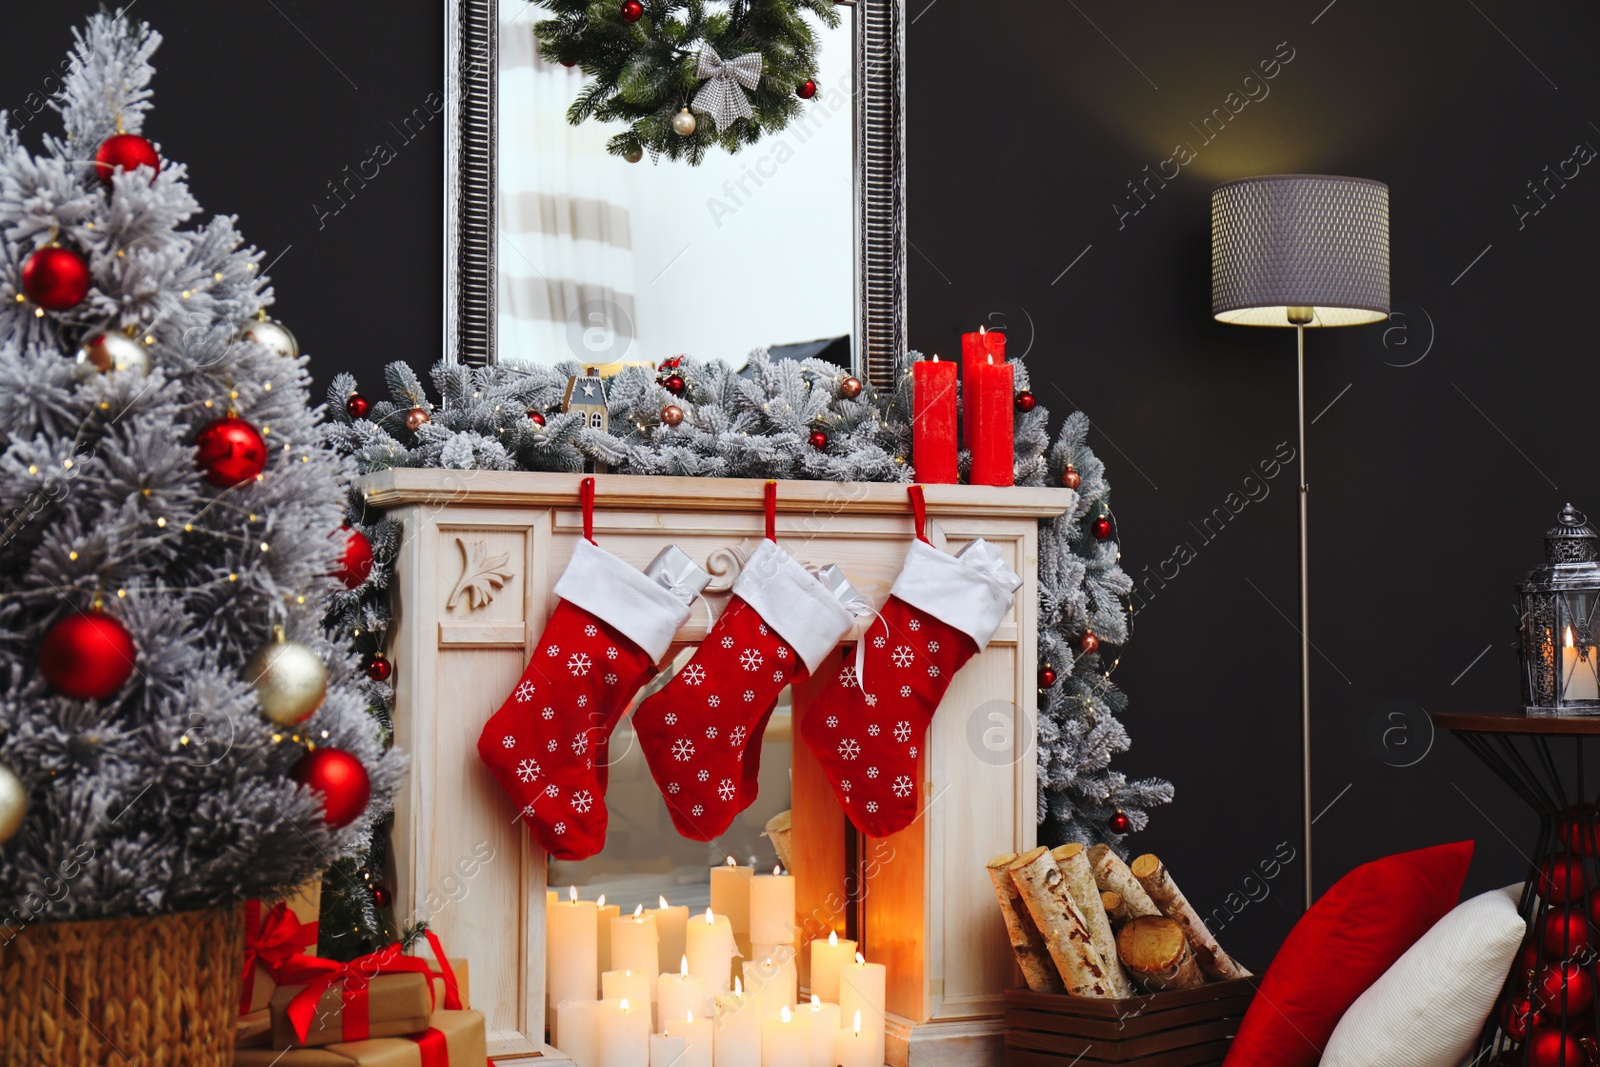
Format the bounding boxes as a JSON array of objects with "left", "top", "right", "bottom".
[{"left": 989, "top": 844, "right": 1255, "bottom": 1066}]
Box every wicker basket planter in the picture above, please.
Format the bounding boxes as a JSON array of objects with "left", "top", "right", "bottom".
[
  {"left": 0, "top": 903, "right": 244, "bottom": 1067},
  {"left": 1004, "top": 978, "right": 1256, "bottom": 1066}
]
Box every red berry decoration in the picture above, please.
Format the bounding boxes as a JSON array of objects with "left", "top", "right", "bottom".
[
  {"left": 1541, "top": 854, "right": 1587, "bottom": 903},
  {"left": 332, "top": 527, "right": 374, "bottom": 589},
  {"left": 366, "top": 656, "right": 393, "bottom": 683},
  {"left": 527, "top": 409, "right": 546, "bottom": 426},
  {"left": 1080, "top": 631, "right": 1100, "bottom": 655},
  {"left": 1108, "top": 810, "right": 1131, "bottom": 834},
  {"left": 1038, "top": 665, "right": 1057, "bottom": 689},
  {"left": 662, "top": 374, "right": 685, "bottom": 396},
  {"left": 21, "top": 246, "right": 91, "bottom": 310},
  {"left": 1061, "top": 465, "right": 1082, "bottom": 490},
  {"left": 1536, "top": 960, "right": 1595, "bottom": 1016},
  {"left": 40, "top": 609, "right": 137, "bottom": 700},
  {"left": 620, "top": 0, "right": 643, "bottom": 20},
  {"left": 1541, "top": 907, "right": 1592, "bottom": 959},
  {"left": 1528, "top": 1025, "right": 1588, "bottom": 1067},
  {"left": 1091, "top": 516, "right": 1113, "bottom": 540},
  {"left": 345, "top": 393, "right": 371, "bottom": 420},
  {"left": 194, "top": 414, "right": 267, "bottom": 488},
  {"left": 94, "top": 132, "right": 161, "bottom": 185},
  {"left": 1015, "top": 390, "right": 1037, "bottom": 413},
  {"left": 797, "top": 79, "right": 817, "bottom": 99},
  {"left": 292, "top": 748, "right": 371, "bottom": 829},
  {"left": 808, "top": 430, "right": 829, "bottom": 450},
  {"left": 372, "top": 884, "right": 391, "bottom": 909}
]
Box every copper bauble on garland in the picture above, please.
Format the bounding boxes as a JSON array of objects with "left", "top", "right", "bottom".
[
  {"left": 345, "top": 392, "right": 371, "bottom": 420},
  {"left": 620, "top": 0, "right": 643, "bottom": 20},
  {"left": 1107, "top": 810, "right": 1131, "bottom": 834},
  {"left": 660, "top": 404, "right": 684, "bottom": 427},
  {"left": 0, "top": 763, "right": 25, "bottom": 844},
  {"left": 808, "top": 430, "right": 828, "bottom": 450},
  {"left": 839, "top": 376, "right": 862, "bottom": 399},
  {"left": 797, "top": 79, "right": 817, "bottom": 99},
  {"left": 1061, "top": 465, "right": 1081, "bottom": 490},
  {"left": 1079, "top": 631, "right": 1100, "bottom": 655},
  {"left": 671, "top": 109, "right": 697, "bottom": 137},
  {"left": 1015, "top": 389, "right": 1036, "bottom": 413},
  {"left": 526, "top": 409, "right": 547, "bottom": 426},
  {"left": 22, "top": 245, "right": 91, "bottom": 310},
  {"left": 243, "top": 628, "right": 328, "bottom": 726},
  {"left": 40, "top": 608, "right": 138, "bottom": 700},
  {"left": 404, "top": 406, "right": 431, "bottom": 431},
  {"left": 371, "top": 884, "right": 391, "bottom": 909},
  {"left": 94, "top": 132, "right": 160, "bottom": 184},
  {"left": 1037, "top": 665, "right": 1057, "bottom": 689},
  {"left": 194, "top": 413, "right": 267, "bottom": 487},
  {"left": 293, "top": 748, "right": 371, "bottom": 829},
  {"left": 661, "top": 374, "right": 685, "bottom": 396},
  {"left": 1091, "top": 516, "right": 1113, "bottom": 540},
  {"left": 75, "top": 327, "right": 151, "bottom": 378}
]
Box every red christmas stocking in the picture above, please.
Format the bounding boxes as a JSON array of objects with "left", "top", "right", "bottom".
[
  {"left": 477, "top": 480, "right": 692, "bottom": 861},
  {"left": 635, "top": 482, "right": 854, "bottom": 841},
  {"left": 800, "top": 486, "right": 1022, "bottom": 838}
]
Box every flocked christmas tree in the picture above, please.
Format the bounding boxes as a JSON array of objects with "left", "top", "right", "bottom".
[
  {"left": 327, "top": 351, "right": 1171, "bottom": 846},
  {"left": 0, "top": 15, "right": 398, "bottom": 924}
]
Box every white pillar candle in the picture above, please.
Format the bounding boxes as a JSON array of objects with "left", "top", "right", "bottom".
[
  {"left": 677, "top": 1009, "right": 713, "bottom": 1067},
  {"left": 710, "top": 858, "right": 753, "bottom": 939},
  {"left": 597, "top": 997, "right": 650, "bottom": 1067},
  {"left": 761, "top": 1004, "right": 809, "bottom": 1067},
  {"left": 652, "top": 896, "right": 690, "bottom": 977},
  {"left": 612, "top": 904, "right": 661, "bottom": 1001},
  {"left": 547, "top": 889, "right": 559, "bottom": 904},
  {"left": 685, "top": 908, "right": 737, "bottom": 995},
  {"left": 650, "top": 1031, "right": 687, "bottom": 1067},
  {"left": 807, "top": 931, "right": 856, "bottom": 1003},
  {"left": 1565, "top": 626, "right": 1600, "bottom": 700},
  {"left": 548, "top": 889, "right": 599, "bottom": 1014},
  {"left": 712, "top": 980, "right": 761, "bottom": 1066},
  {"left": 742, "top": 951, "right": 797, "bottom": 1017},
  {"left": 659, "top": 956, "right": 707, "bottom": 1032},
  {"left": 594, "top": 894, "right": 620, "bottom": 987},
  {"left": 839, "top": 954, "right": 886, "bottom": 1067},
  {"left": 803, "top": 997, "right": 840, "bottom": 1067},
  {"left": 749, "top": 867, "right": 796, "bottom": 946},
  {"left": 834, "top": 1010, "right": 877, "bottom": 1067},
  {"left": 601, "top": 969, "right": 652, "bottom": 1014},
  {"left": 553, "top": 999, "right": 601, "bottom": 1067}
]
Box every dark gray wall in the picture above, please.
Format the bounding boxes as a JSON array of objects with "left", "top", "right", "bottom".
[{"left": 8, "top": 1, "right": 1593, "bottom": 969}]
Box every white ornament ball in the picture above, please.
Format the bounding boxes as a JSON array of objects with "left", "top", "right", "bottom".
[
  {"left": 75, "top": 328, "right": 151, "bottom": 379},
  {"left": 672, "top": 108, "right": 697, "bottom": 137},
  {"left": 243, "top": 632, "right": 328, "bottom": 726},
  {"left": 0, "top": 764, "right": 25, "bottom": 844},
  {"left": 239, "top": 316, "right": 299, "bottom": 360}
]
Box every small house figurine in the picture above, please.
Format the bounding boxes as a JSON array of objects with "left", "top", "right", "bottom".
[{"left": 562, "top": 369, "right": 610, "bottom": 472}]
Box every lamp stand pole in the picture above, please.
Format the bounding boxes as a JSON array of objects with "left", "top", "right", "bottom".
[{"left": 1294, "top": 318, "right": 1313, "bottom": 912}]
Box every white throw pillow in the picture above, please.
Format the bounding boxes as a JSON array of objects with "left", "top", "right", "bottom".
[{"left": 1318, "top": 884, "right": 1526, "bottom": 1067}]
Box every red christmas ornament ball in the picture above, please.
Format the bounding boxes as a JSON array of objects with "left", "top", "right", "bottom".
[
  {"left": 94, "top": 133, "right": 161, "bottom": 185},
  {"left": 21, "top": 246, "right": 91, "bottom": 310},
  {"left": 1015, "top": 390, "right": 1037, "bottom": 413},
  {"left": 797, "top": 79, "right": 817, "bottom": 99},
  {"left": 1108, "top": 810, "right": 1132, "bottom": 834},
  {"left": 1503, "top": 995, "right": 1542, "bottom": 1042},
  {"left": 1038, "top": 665, "right": 1057, "bottom": 689},
  {"left": 1527, "top": 1025, "right": 1588, "bottom": 1067},
  {"left": 194, "top": 415, "right": 267, "bottom": 488},
  {"left": 1518, "top": 942, "right": 1544, "bottom": 986},
  {"left": 1080, "top": 631, "right": 1100, "bottom": 655},
  {"left": 1560, "top": 805, "right": 1600, "bottom": 855},
  {"left": 292, "top": 748, "right": 371, "bottom": 829},
  {"left": 404, "top": 406, "right": 431, "bottom": 432},
  {"left": 1541, "top": 854, "right": 1587, "bottom": 903},
  {"left": 808, "top": 430, "right": 829, "bottom": 450},
  {"left": 663, "top": 374, "right": 685, "bottom": 396},
  {"left": 620, "top": 0, "right": 643, "bottom": 20},
  {"left": 1542, "top": 908, "right": 1592, "bottom": 959},
  {"left": 333, "top": 527, "right": 374, "bottom": 589},
  {"left": 372, "top": 884, "right": 391, "bottom": 909},
  {"left": 40, "top": 610, "right": 137, "bottom": 700},
  {"left": 527, "top": 409, "right": 547, "bottom": 426},
  {"left": 1061, "top": 465, "right": 1082, "bottom": 490},
  {"left": 366, "top": 656, "right": 393, "bottom": 683},
  {"left": 1536, "top": 960, "right": 1595, "bottom": 1016},
  {"left": 1091, "top": 516, "right": 1113, "bottom": 540},
  {"left": 560, "top": 59, "right": 577, "bottom": 67},
  {"left": 345, "top": 393, "right": 371, "bottom": 420}
]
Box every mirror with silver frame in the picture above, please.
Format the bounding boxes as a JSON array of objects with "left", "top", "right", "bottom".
[{"left": 444, "top": 0, "right": 906, "bottom": 386}]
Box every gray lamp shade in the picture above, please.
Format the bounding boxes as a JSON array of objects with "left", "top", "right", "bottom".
[{"left": 1211, "top": 174, "right": 1390, "bottom": 327}]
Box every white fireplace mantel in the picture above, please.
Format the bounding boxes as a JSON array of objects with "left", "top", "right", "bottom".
[{"left": 358, "top": 470, "right": 1073, "bottom": 1065}]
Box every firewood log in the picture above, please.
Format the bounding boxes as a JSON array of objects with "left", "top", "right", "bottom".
[
  {"left": 764, "top": 810, "right": 793, "bottom": 873},
  {"left": 986, "top": 852, "right": 1064, "bottom": 993},
  {"left": 1086, "top": 844, "right": 1161, "bottom": 919},
  {"left": 1116, "top": 916, "right": 1206, "bottom": 991},
  {"left": 1007, "top": 847, "right": 1115, "bottom": 997},
  {"left": 1130, "top": 853, "right": 1250, "bottom": 980},
  {"left": 1052, "top": 844, "right": 1133, "bottom": 997},
  {"left": 1101, "top": 891, "right": 1130, "bottom": 925}
]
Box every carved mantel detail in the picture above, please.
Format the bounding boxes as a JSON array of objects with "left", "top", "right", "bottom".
[{"left": 445, "top": 537, "right": 514, "bottom": 612}]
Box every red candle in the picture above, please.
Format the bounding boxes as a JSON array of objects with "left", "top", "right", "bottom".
[
  {"left": 960, "top": 327, "right": 1006, "bottom": 449},
  {"left": 967, "top": 353, "right": 1014, "bottom": 486},
  {"left": 912, "top": 356, "right": 958, "bottom": 484}
]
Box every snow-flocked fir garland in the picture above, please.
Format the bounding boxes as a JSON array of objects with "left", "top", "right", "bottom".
[{"left": 325, "top": 353, "right": 1174, "bottom": 844}]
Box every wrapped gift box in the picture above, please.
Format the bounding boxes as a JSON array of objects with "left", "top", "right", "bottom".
[
  {"left": 232, "top": 1009, "right": 487, "bottom": 1067},
  {"left": 242, "top": 878, "right": 323, "bottom": 1014},
  {"left": 427, "top": 958, "right": 469, "bottom": 1011},
  {"left": 270, "top": 972, "right": 434, "bottom": 1048},
  {"left": 237, "top": 1009, "right": 273, "bottom": 1050}
]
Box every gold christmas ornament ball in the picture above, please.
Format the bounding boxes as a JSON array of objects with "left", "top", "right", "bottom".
[
  {"left": 243, "top": 631, "right": 328, "bottom": 726},
  {"left": 672, "top": 108, "right": 697, "bottom": 137},
  {"left": 0, "top": 763, "right": 25, "bottom": 844},
  {"left": 238, "top": 315, "right": 299, "bottom": 360},
  {"left": 839, "top": 376, "right": 863, "bottom": 399},
  {"left": 75, "top": 327, "right": 151, "bottom": 379},
  {"left": 405, "top": 406, "right": 431, "bottom": 431},
  {"left": 660, "top": 403, "right": 684, "bottom": 426}
]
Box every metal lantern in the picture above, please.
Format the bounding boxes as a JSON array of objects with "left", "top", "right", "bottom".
[{"left": 1520, "top": 504, "right": 1600, "bottom": 715}]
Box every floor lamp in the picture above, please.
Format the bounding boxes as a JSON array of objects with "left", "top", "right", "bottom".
[{"left": 1210, "top": 175, "right": 1390, "bottom": 911}]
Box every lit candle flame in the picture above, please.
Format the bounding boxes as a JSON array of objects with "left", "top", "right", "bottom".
[
  {"left": 734, "top": 976, "right": 743, "bottom": 995},
  {"left": 773, "top": 865, "right": 782, "bottom": 876},
  {"left": 828, "top": 931, "right": 838, "bottom": 947},
  {"left": 568, "top": 886, "right": 577, "bottom": 903},
  {"left": 660, "top": 895, "right": 669, "bottom": 909},
  {"left": 681, "top": 955, "right": 689, "bottom": 977},
  {"left": 620, "top": 998, "right": 630, "bottom": 1013},
  {"left": 705, "top": 907, "right": 715, "bottom": 924},
  {"left": 855, "top": 952, "right": 866, "bottom": 966},
  {"left": 853, "top": 1010, "right": 862, "bottom": 1035},
  {"left": 781, "top": 1005, "right": 792, "bottom": 1023},
  {"left": 1568, "top": 626, "right": 1577, "bottom": 648},
  {"left": 811, "top": 995, "right": 822, "bottom": 1010},
  {"left": 633, "top": 902, "right": 644, "bottom": 918},
  {"left": 597, "top": 893, "right": 606, "bottom": 908},
  {"left": 725, "top": 855, "right": 738, "bottom": 867},
  {"left": 687, "top": 1010, "right": 695, "bottom": 1025}
]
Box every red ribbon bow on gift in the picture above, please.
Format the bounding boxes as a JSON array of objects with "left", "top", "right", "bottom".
[
  {"left": 274, "top": 929, "right": 464, "bottom": 1044},
  {"left": 240, "top": 900, "right": 319, "bottom": 1015}
]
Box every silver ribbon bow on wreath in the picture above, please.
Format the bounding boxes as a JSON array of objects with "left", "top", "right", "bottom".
[{"left": 691, "top": 44, "right": 764, "bottom": 133}]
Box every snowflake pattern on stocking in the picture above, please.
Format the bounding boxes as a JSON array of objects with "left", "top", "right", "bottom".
[
  {"left": 515, "top": 682, "right": 536, "bottom": 702},
  {"left": 683, "top": 664, "right": 706, "bottom": 686},
  {"left": 867, "top": 724, "right": 880, "bottom": 736},
  {"left": 502, "top": 735, "right": 516, "bottom": 749},
  {"left": 567, "top": 652, "right": 592, "bottom": 676},
  {"left": 572, "top": 790, "right": 593, "bottom": 813},
  {"left": 516, "top": 759, "right": 540, "bottom": 782},
  {"left": 740, "top": 648, "right": 764, "bottom": 671},
  {"left": 891, "top": 646, "right": 914, "bottom": 668},
  {"left": 672, "top": 739, "right": 696, "bottom": 761}
]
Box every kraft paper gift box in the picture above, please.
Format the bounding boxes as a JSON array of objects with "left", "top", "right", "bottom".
[
  {"left": 232, "top": 1009, "right": 488, "bottom": 1067},
  {"left": 240, "top": 878, "right": 323, "bottom": 1015},
  {"left": 270, "top": 971, "right": 434, "bottom": 1048}
]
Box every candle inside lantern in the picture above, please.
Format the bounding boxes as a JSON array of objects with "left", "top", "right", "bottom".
[
  {"left": 594, "top": 893, "right": 620, "bottom": 989},
  {"left": 960, "top": 325, "right": 1007, "bottom": 449},
  {"left": 651, "top": 895, "right": 690, "bottom": 977},
  {"left": 658, "top": 955, "right": 707, "bottom": 1036},
  {"left": 713, "top": 978, "right": 762, "bottom": 1065},
  {"left": 552, "top": 998, "right": 600, "bottom": 1065},
  {"left": 761, "top": 1003, "right": 810, "bottom": 1067},
  {"left": 547, "top": 887, "right": 599, "bottom": 1015},
  {"left": 912, "top": 355, "right": 958, "bottom": 484},
  {"left": 685, "top": 907, "right": 738, "bottom": 994},
  {"left": 805, "top": 995, "right": 841, "bottom": 1067},
  {"left": 597, "top": 997, "right": 649, "bottom": 1067},
  {"left": 967, "top": 352, "right": 1015, "bottom": 486},
  {"left": 611, "top": 903, "right": 660, "bottom": 1001},
  {"left": 834, "top": 1009, "right": 878, "bottom": 1067},
  {"left": 808, "top": 930, "right": 856, "bottom": 1004},
  {"left": 839, "top": 952, "right": 887, "bottom": 1067},
  {"left": 1564, "top": 626, "right": 1600, "bottom": 701}
]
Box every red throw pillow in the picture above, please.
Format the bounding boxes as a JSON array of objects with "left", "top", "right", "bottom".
[{"left": 1222, "top": 840, "right": 1474, "bottom": 1067}]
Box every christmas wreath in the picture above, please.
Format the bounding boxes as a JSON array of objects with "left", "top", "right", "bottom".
[{"left": 533, "top": 0, "right": 840, "bottom": 164}]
